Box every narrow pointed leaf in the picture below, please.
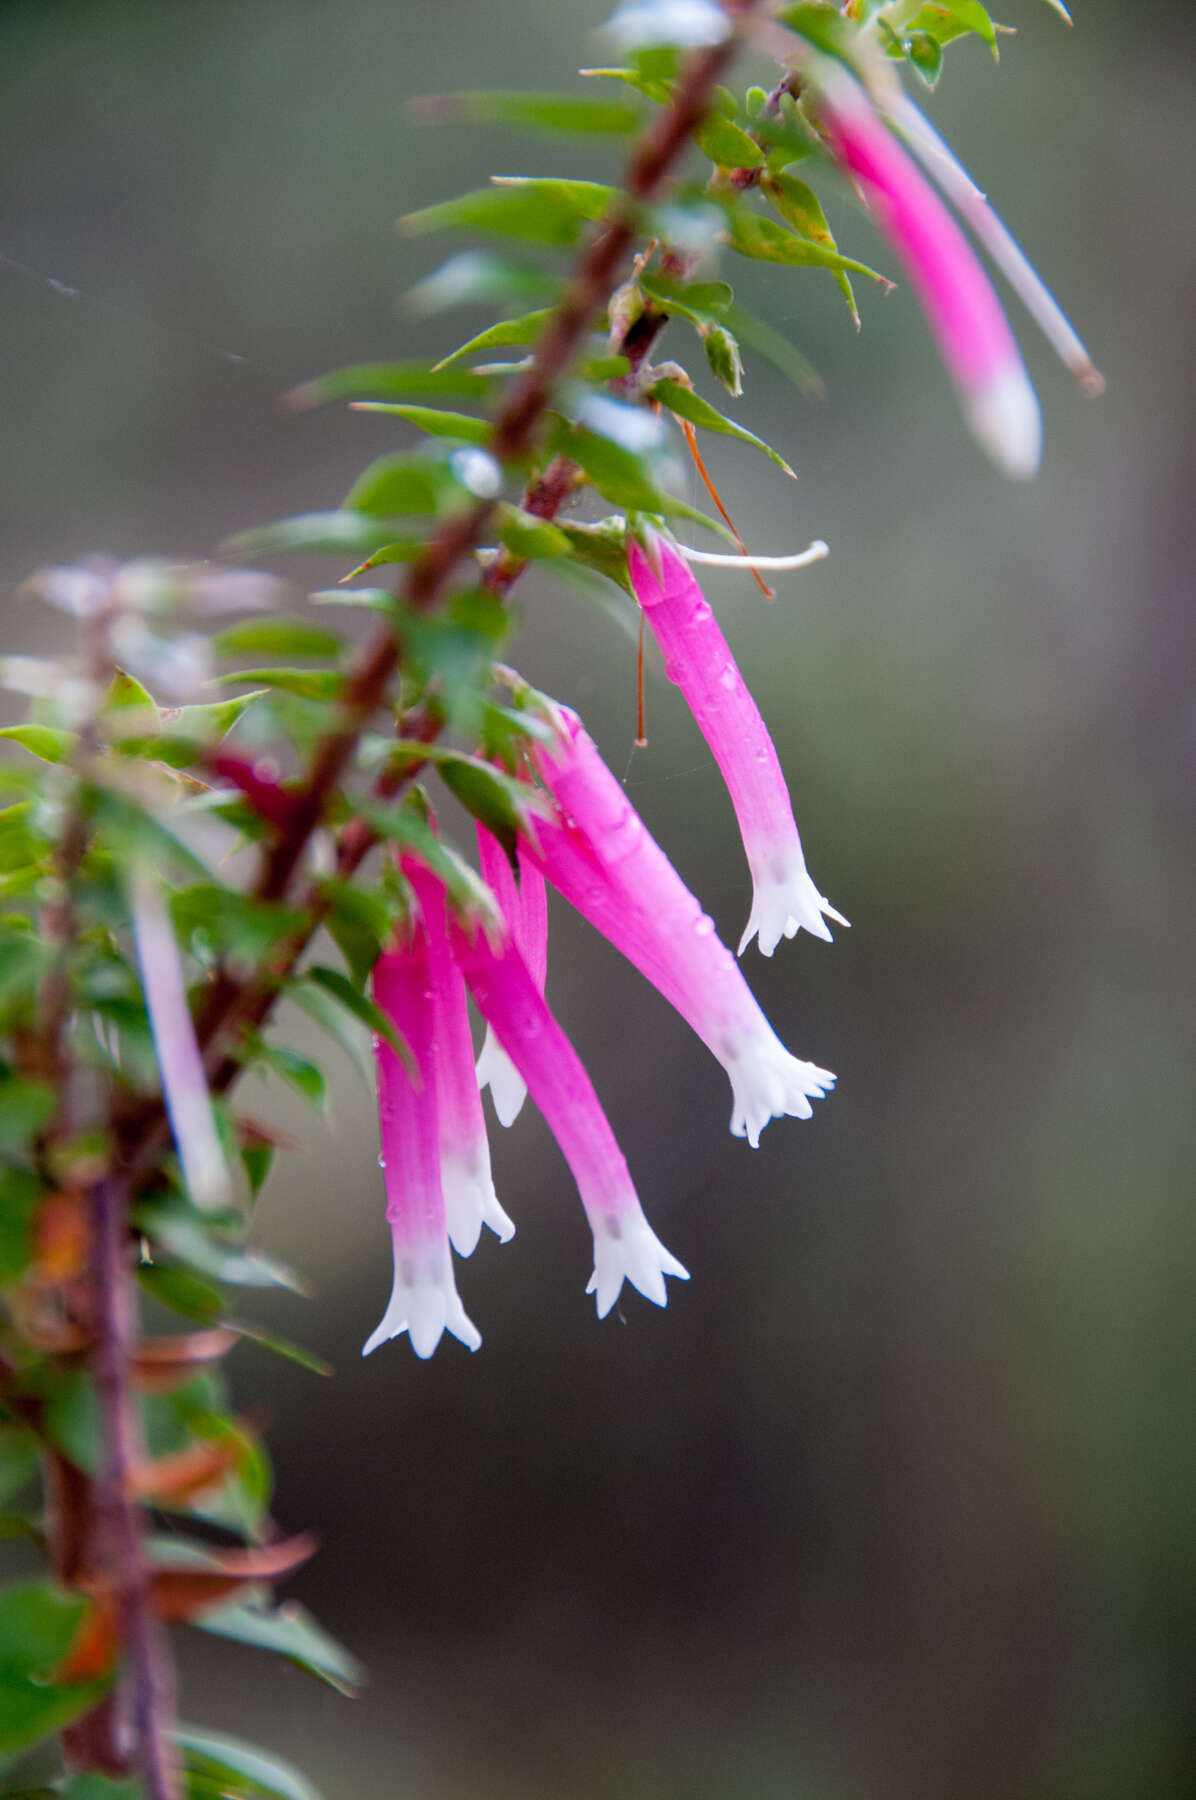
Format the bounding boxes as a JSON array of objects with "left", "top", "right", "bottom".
[
  {"left": 307, "top": 965, "right": 412, "bottom": 1066},
  {"left": 192, "top": 1598, "right": 361, "bottom": 1693},
  {"left": 348, "top": 403, "right": 491, "bottom": 444},
  {"left": 223, "top": 511, "right": 409, "bottom": 558},
  {"left": 0, "top": 725, "right": 75, "bottom": 765},
  {"left": 211, "top": 620, "right": 341, "bottom": 659},
  {"left": 175, "top": 1726, "right": 325, "bottom": 1800},
  {"left": 284, "top": 361, "right": 491, "bottom": 411},
  {"left": 434, "top": 309, "right": 553, "bottom": 368},
  {"left": 649, "top": 377, "right": 796, "bottom": 474},
  {"left": 416, "top": 90, "right": 640, "bottom": 135}
]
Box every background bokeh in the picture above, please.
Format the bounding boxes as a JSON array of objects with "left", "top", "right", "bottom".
[{"left": 2, "top": 2, "right": 1193, "bottom": 1795}]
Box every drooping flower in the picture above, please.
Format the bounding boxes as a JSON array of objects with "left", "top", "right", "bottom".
[
  {"left": 473, "top": 825, "right": 548, "bottom": 1127},
  {"left": 446, "top": 891, "right": 689, "bottom": 1318},
  {"left": 405, "top": 857, "right": 514, "bottom": 1256},
  {"left": 524, "top": 707, "right": 835, "bottom": 1147},
  {"left": 627, "top": 535, "right": 846, "bottom": 956},
  {"left": 365, "top": 914, "right": 481, "bottom": 1359},
  {"left": 808, "top": 53, "right": 1041, "bottom": 479}
]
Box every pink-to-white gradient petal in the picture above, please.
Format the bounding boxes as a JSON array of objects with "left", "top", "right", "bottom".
[
  {"left": 526, "top": 708, "right": 835, "bottom": 1146},
  {"left": 628, "top": 537, "right": 845, "bottom": 955},
  {"left": 405, "top": 857, "right": 514, "bottom": 1256},
  {"left": 365, "top": 934, "right": 481, "bottom": 1358},
  {"left": 811, "top": 54, "right": 1041, "bottom": 479},
  {"left": 475, "top": 826, "right": 549, "bottom": 1127},
  {"left": 447, "top": 898, "right": 689, "bottom": 1318}
]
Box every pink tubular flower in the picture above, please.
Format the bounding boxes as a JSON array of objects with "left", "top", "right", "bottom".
[
  {"left": 473, "top": 825, "right": 548, "bottom": 1127},
  {"left": 405, "top": 858, "right": 515, "bottom": 1256},
  {"left": 364, "top": 919, "right": 481, "bottom": 1359},
  {"left": 447, "top": 899, "right": 689, "bottom": 1318},
  {"left": 524, "top": 708, "right": 835, "bottom": 1148},
  {"left": 627, "top": 536, "right": 846, "bottom": 956},
  {"left": 810, "top": 54, "right": 1041, "bottom": 479}
]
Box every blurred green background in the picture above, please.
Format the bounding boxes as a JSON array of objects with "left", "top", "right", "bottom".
[{"left": 2, "top": 2, "right": 1193, "bottom": 1795}]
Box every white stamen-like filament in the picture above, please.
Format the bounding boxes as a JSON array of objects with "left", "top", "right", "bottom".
[{"left": 676, "top": 540, "right": 829, "bottom": 572}]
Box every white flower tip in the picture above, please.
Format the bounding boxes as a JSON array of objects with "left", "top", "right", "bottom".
[
  {"left": 476, "top": 1030, "right": 528, "bottom": 1128},
  {"left": 965, "top": 366, "right": 1042, "bottom": 480},
  {"left": 361, "top": 1249, "right": 482, "bottom": 1359},
  {"left": 737, "top": 864, "right": 845, "bottom": 957},
  {"left": 728, "top": 1041, "right": 836, "bottom": 1146},
  {"left": 586, "top": 1211, "right": 690, "bottom": 1319},
  {"left": 442, "top": 1148, "right": 516, "bottom": 1257}
]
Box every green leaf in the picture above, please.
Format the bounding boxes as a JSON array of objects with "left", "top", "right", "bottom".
[
  {"left": 722, "top": 206, "right": 888, "bottom": 285},
  {"left": 211, "top": 620, "right": 341, "bottom": 659},
  {"left": 397, "top": 587, "right": 512, "bottom": 735},
  {"left": 902, "top": 1, "right": 999, "bottom": 55},
  {"left": 405, "top": 250, "right": 561, "bottom": 316},
  {"left": 284, "top": 361, "right": 491, "bottom": 412},
  {"left": 496, "top": 506, "right": 573, "bottom": 561},
  {"left": 175, "top": 1726, "right": 325, "bottom": 1800},
  {"left": 649, "top": 377, "right": 795, "bottom": 475},
  {"left": 343, "top": 451, "right": 461, "bottom": 518},
  {"left": 193, "top": 1599, "right": 361, "bottom": 1694},
  {"left": 224, "top": 511, "right": 425, "bottom": 560},
  {"left": 554, "top": 518, "right": 634, "bottom": 591},
  {"left": 636, "top": 273, "right": 733, "bottom": 324},
  {"left": 762, "top": 171, "right": 859, "bottom": 325},
  {"left": 104, "top": 669, "right": 158, "bottom": 715},
  {"left": 171, "top": 886, "right": 306, "bottom": 965},
  {"left": 139, "top": 1262, "right": 228, "bottom": 1324},
  {"left": 0, "top": 931, "right": 51, "bottom": 1015},
  {"left": 43, "top": 1371, "right": 102, "bottom": 1475},
  {"left": 695, "top": 113, "right": 764, "bottom": 169},
  {"left": 66, "top": 1776, "right": 143, "bottom": 1800},
  {"left": 0, "top": 1077, "right": 54, "bottom": 1155},
  {"left": 89, "top": 788, "right": 214, "bottom": 882},
  {"left": 723, "top": 303, "right": 824, "bottom": 397},
  {"left": 287, "top": 978, "right": 373, "bottom": 1087},
  {"left": 240, "top": 1139, "right": 273, "bottom": 1199},
  {"left": 0, "top": 803, "right": 48, "bottom": 875},
  {"left": 776, "top": 3, "right": 853, "bottom": 57},
  {"left": 320, "top": 881, "right": 396, "bottom": 991},
  {"left": 307, "top": 965, "right": 410, "bottom": 1066},
  {"left": 226, "top": 1321, "right": 331, "bottom": 1379},
  {"left": 336, "top": 541, "right": 424, "bottom": 584},
  {"left": 434, "top": 308, "right": 552, "bottom": 369},
  {"left": 109, "top": 688, "right": 268, "bottom": 768},
  {"left": 547, "top": 418, "right": 730, "bottom": 538},
  {"left": 402, "top": 179, "right": 614, "bottom": 249},
  {"left": 437, "top": 755, "right": 532, "bottom": 857},
  {"left": 361, "top": 800, "right": 496, "bottom": 923},
  {"left": 209, "top": 668, "right": 343, "bottom": 702},
  {"left": 0, "top": 1582, "right": 87, "bottom": 1673},
  {"left": 0, "top": 1429, "right": 38, "bottom": 1508},
  {"left": 0, "top": 1168, "right": 41, "bottom": 1283},
  {"left": 0, "top": 726, "right": 75, "bottom": 765},
  {"left": 578, "top": 66, "right": 671, "bottom": 106},
  {"left": 701, "top": 321, "right": 744, "bottom": 396},
  {"left": 138, "top": 1200, "right": 306, "bottom": 1294},
  {"left": 906, "top": 29, "right": 944, "bottom": 86},
  {"left": 0, "top": 1583, "right": 108, "bottom": 1756},
  {"left": 254, "top": 1045, "right": 327, "bottom": 1111},
  {"left": 348, "top": 402, "right": 491, "bottom": 446},
  {"left": 420, "top": 90, "right": 640, "bottom": 135}
]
